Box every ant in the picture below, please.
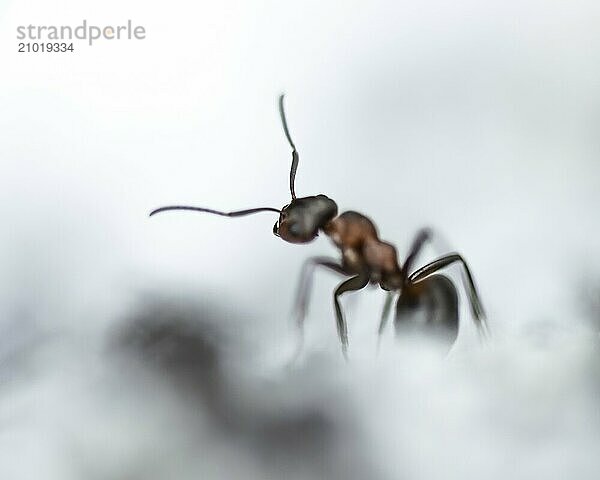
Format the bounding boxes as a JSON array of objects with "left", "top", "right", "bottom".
[{"left": 150, "top": 95, "right": 488, "bottom": 359}]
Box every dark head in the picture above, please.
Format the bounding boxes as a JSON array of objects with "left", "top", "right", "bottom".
[
  {"left": 273, "top": 195, "right": 338, "bottom": 243},
  {"left": 149, "top": 95, "right": 337, "bottom": 245}
]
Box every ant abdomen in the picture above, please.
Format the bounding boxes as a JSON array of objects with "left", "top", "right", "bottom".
[{"left": 395, "top": 275, "right": 459, "bottom": 344}]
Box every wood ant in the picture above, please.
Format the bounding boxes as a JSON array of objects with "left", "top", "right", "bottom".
[{"left": 150, "top": 95, "right": 488, "bottom": 359}]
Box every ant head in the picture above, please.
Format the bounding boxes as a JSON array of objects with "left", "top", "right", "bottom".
[
  {"left": 150, "top": 95, "right": 337, "bottom": 244},
  {"left": 271, "top": 95, "right": 338, "bottom": 243},
  {"left": 273, "top": 195, "right": 338, "bottom": 243}
]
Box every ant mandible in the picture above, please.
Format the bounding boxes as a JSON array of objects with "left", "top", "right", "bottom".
[{"left": 150, "top": 95, "right": 488, "bottom": 358}]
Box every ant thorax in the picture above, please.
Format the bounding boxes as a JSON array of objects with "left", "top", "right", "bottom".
[
  {"left": 322, "top": 211, "right": 378, "bottom": 248},
  {"left": 323, "top": 211, "right": 403, "bottom": 283}
]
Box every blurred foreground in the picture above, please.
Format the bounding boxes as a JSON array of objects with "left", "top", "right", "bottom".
[{"left": 1, "top": 292, "right": 599, "bottom": 480}]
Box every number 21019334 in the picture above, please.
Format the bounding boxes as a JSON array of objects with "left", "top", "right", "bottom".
[{"left": 18, "top": 43, "right": 74, "bottom": 53}]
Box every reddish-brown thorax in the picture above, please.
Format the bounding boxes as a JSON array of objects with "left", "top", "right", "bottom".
[{"left": 323, "top": 211, "right": 404, "bottom": 289}]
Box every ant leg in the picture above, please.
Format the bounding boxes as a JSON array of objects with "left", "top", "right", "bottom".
[
  {"left": 289, "top": 257, "right": 349, "bottom": 364},
  {"left": 377, "top": 291, "right": 395, "bottom": 352},
  {"left": 403, "top": 228, "right": 433, "bottom": 279},
  {"left": 294, "top": 257, "right": 348, "bottom": 329},
  {"left": 402, "top": 228, "right": 454, "bottom": 281},
  {"left": 409, "top": 254, "right": 488, "bottom": 335},
  {"left": 333, "top": 272, "right": 370, "bottom": 359}
]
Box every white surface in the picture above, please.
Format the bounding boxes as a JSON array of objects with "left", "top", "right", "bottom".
[{"left": 1, "top": 1, "right": 600, "bottom": 479}]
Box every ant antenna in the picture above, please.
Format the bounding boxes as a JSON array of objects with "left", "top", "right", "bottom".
[
  {"left": 151, "top": 96, "right": 299, "bottom": 219},
  {"left": 279, "top": 94, "right": 299, "bottom": 200},
  {"left": 149, "top": 206, "right": 280, "bottom": 217}
]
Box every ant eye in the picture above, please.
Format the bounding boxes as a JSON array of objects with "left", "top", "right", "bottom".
[
  {"left": 289, "top": 223, "right": 302, "bottom": 236},
  {"left": 273, "top": 222, "right": 280, "bottom": 237}
]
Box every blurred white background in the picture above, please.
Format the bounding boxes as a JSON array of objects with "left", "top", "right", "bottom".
[{"left": 1, "top": 1, "right": 600, "bottom": 479}]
